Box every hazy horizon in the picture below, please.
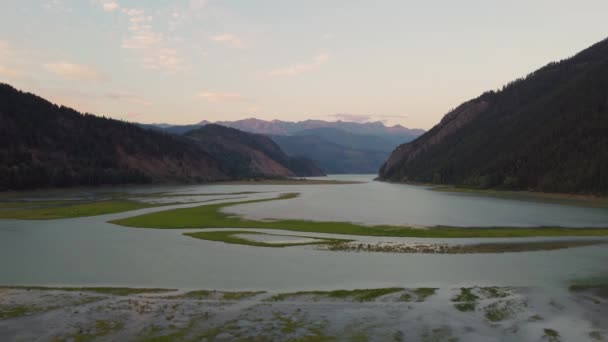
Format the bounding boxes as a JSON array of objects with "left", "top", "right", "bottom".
[{"left": 1, "top": 0, "right": 607, "bottom": 129}]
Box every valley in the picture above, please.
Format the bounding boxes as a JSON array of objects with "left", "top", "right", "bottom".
[{"left": 1, "top": 3, "right": 607, "bottom": 339}]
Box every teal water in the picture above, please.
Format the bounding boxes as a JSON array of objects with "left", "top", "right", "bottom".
[{"left": 0, "top": 175, "right": 607, "bottom": 290}]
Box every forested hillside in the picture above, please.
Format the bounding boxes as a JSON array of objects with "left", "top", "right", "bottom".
[
  {"left": 186, "top": 125, "right": 325, "bottom": 178},
  {"left": 0, "top": 84, "right": 230, "bottom": 190},
  {"left": 144, "top": 119, "right": 424, "bottom": 174},
  {"left": 272, "top": 134, "right": 389, "bottom": 174},
  {"left": 379, "top": 38, "right": 608, "bottom": 194}
]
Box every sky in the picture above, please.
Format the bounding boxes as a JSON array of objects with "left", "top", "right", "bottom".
[{"left": 0, "top": 1, "right": 606, "bottom": 129}]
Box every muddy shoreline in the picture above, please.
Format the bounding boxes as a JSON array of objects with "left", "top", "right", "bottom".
[
  {"left": 1, "top": 286, "right": 606, "bottom": 341},
  {"left": 321, "top": 239, "right": 608, "bottom": 254}
]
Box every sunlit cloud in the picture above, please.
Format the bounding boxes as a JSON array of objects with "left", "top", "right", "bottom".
[
  {"left": 0, "top": 40, "right": 14, "bottom": 60},
  {"left": 0, "top": 65, "right": 24, "bottom": 78},
  {"left": 102, "top": 1, "right": 119, "bottom": 12},
  {"left": 142, "top": 48, "right": 189, "bottom": 72},
  {"left": 0, "top": 41, "right": 34, "bottom": 81},
  {"left": 269, "top": 53, "right": 329, "bottom": 77},
  {"left": 44, "top": 62, "right": 103, "bottom": 81},
  {"left": 195, "top": 91, "right": 250, "bottom": 103},
  {"left": 114, "top": 7, "right": 190, "bottom": 72},
  {"left": 209, "top": 33, "right": 246, "bottom": 49},
  {"left": 120, "top": 8, "right": 160, "bottom": 50},
  {"left": 43, "top": 0, "right": 73, "bottom": 13}
]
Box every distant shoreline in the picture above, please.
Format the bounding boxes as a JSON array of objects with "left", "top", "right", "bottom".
[
  {"left": 0, "top": 177, "right": 364, "bottom": 195},
  {"left": 376, "top": 179, "right": 608, "bottom": 207}
]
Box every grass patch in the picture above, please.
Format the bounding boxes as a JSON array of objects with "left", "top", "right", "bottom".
[
  {"left": 110, "top": 193, "right": 608, "bottom": 238},
  {"left": 414, "top": 288, "right": 437, "bottom": 300},
  {"left": 136, "top": 314, "right": 214, "bottom": 342},
  {"left": 543, "top": 328, "right": 560, "bottom": 342},
  {"left": 349, "top": 332, "right": 369, "bottom": 342},
  {"left": 452, "top": 287, "right": 478, "bottom": 312},
  {"left": 421, "top": 327, "right": 459, "bottom": 342},
  {"left": 400, "top": 288, "right": 437, "bottom": 302},
  {"left": 222, "top": 291, "right": 265, "bottom": 300},
  {"left": 452, "top": 288, "right": 479, "bottom": 302},
  {"left": 269, "top": 287, "right": 404, "bottom": 302},
  {"left": 274, "top": 312, "right": 305, "bottom": 334},
  {"left": 167, "top": 290, "right": 212, "bottom": 300},
  {"left": 454, "top": 302, "right": 476, "bottom": 312},
  {"left": 290, "top": 333, "right": 337, "bottom": 342},
  {"left": 184, "top": 230, "right": 352, "bottom": 247},
  {"left": 57, "top": 319, "right": 124, "bottom": 342},
  {"left": 484, "top": 301, "right": 515, "bottom": 322},
  {"left": 134, "top": 191, "right": 264, "bottom": 198},
  {"left": 590, "top": 331, "right": 605, "bottom": 341},
  {"left": 0, "top": 200, "right": 158, "bottom": 220},
  {"left": 480, "top": 287, "right": 510, "bottom": 299},
  {"left": 0, "top": 200, "right": 86, "bottom": 209},
  {"left": 0, "top": 190, "right": 242, "bottom": 220},
  {"left": 1, "top": 286, "right": 174, "bottom": 296},
  {"left": 166, "top": 290, "right": 264, "bottom": 300},
  {"left": 1, "top": 296, "right": 104, "bottom": 320},
  {"left": 0, "top": 305, "right": 32, "bottom": 319},
  {"left": 569, "top": 284, "right": 608, "bottom": 299}
]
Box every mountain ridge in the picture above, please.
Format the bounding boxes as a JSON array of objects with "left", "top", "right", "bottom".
[
  {"left": 185, "top": 124, "right": 325, "bottom": 178},
  {"left": 0, "top": 83, "right": 323, "bottom": 190},
  {"left": 144, "top": 119, "right": 425, "bottom": 174},
  {"left": 197, "top": 118, "right": 425, "bottom": 137},
  {"left": 378, "top": 37, "right": 608, "bottom": 194}
]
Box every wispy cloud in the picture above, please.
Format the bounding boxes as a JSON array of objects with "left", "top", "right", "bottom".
[
  {"left": 0, "top": 65, "right": 23, "bottom": 78},
  {"left": 0, "top": 41, "right": 33, "bottom": 81},
  {"left": 167, "top": 0, "right": 209, "bottom": 32},
  {"left": 102, "top": 1, "right": 119, "bottom": 12},
  {"left": 141, "top": 48, "right": 188, "bottom": 72},
  {"left": 43, "top": 0, "right": 73, "bottom": 13},
  {"left": 106, "top": 91, "right": 152, "bottom": 106},
  {"left": 269, "top": 53, "right": 329, "bottom": 77},
  {"left": 209, "top": 33, "right": 246, "bottom": 49},
  {"left": 115, "top": 7, "right": 190, "bottom": 72},
  {"left": 44, "top": 62, "right": 103, "bottom": 81},
  {"left": 0, "top": 40, "right": 14, "bottom": 60},
  {"left": 91, "top": 0, "right": 120, "bottom": 12},
  {"left": 120, "top": 8, "right": 160, "bottom": 49},
  {"left": 195, "top": 91, "right": 250, "bottom": 103}
]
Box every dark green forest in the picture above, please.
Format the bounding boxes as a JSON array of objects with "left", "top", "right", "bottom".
[
  {"left": 379, "top": 37, "right": 608, "bottom": 194},
  {"left": 0, "top": 84, "right": 229, "bottom": 190},
  {"left": 186, "top": 124, "right": 324, "bottom": 178},
  {"left": 0, "top": 84, "right": 323, "bottom": 190}
]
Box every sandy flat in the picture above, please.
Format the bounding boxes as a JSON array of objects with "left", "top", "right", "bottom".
[{"left": 235, "top": 233, "right": 326, "bottom": 244}]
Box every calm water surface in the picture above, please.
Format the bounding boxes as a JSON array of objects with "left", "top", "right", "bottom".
[{"left": 1, "top": 175, "right": 607, "bottom": 290}]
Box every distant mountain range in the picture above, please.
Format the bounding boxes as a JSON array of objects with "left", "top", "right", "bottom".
[
  {"left": 0, "top": 84, "right": 321, "bottom": 190},
  {"left": 379, "top": 37, "right": 608, "bottom": 194},
  {"left": 145, "top": 119, "right": 425, "bottom": 174},
  {"left": 198, "top": 118, "right": 424, "bottom": 137}
]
